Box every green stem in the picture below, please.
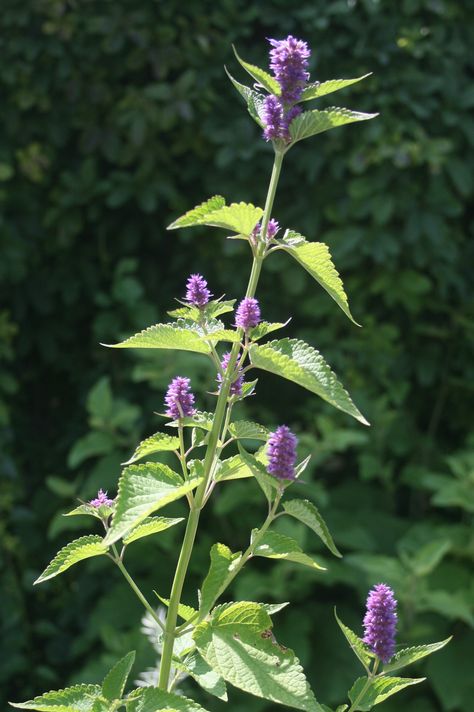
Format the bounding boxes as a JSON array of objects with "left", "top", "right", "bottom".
[
  {"left": 113, "top": 554, "right": 165, "bottom": 632},
  {"left": 157, "top": 149, "right": 284, "bottom": 690},
  {"left": 347, "top": 659, "right": 379, "bottom": 712}
]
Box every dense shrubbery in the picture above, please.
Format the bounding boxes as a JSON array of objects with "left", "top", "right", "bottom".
[{"left": 1, "top": 1, "right": 473, "bottom": 710}]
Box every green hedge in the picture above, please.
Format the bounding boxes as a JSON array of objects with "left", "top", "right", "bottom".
[{"left": 1, "top": 1, "right": 473, "bottom": 710}]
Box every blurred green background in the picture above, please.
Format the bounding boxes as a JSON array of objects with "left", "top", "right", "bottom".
[{"left": 1, "top": 0, "right": 473, "bottom": 710}]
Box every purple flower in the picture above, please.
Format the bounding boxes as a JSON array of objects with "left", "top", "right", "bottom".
[
  {"left": 217, "top": 352, "right": 244, "bottom": 397},
  {"left": 252, "top": 218, "right": 280, "bottom": 242},
  {"left": 269, "top": 35, "right": 311, "bottom": 105},
  {"left": 235, "top": 297, "right": 261, "bottom": 330},
  {"left": 267, "top": 425, "right": 298, "bottom": 480},
  {"left": 89, "top": 489, "right": 114, "bottom": 508},
  {"left": 363, "top": 583, "right": 398, "bottom": 664},
  {"left": 185, "top": 274, "right": 212, "bottom": 308},
  {"left": 165, "top": 376, "right": 196, "bottom": 419},
  {"left": 262, "top": 94, "right": 285, "bottom": 141}
]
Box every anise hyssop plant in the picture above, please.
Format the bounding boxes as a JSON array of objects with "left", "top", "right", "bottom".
[{"left": 14, "top": 36, "right": 450, "bottom": 712}]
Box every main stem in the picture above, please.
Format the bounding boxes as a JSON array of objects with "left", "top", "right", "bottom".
[{"left": 158, "top": 148, "right": 284, "bottom": 690}]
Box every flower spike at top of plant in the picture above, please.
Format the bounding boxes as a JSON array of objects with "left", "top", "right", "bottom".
[
  {"left": 363, "top": 583, "right": 398, "bottom": 664},
  {"left": 267, "top": 425, "right": 298, "bottom": 480},
  {"left": 165, "top": 376, "right": 196, "bottom": 420},
  {"left": 217, "top": 352, "right": 244, "bottom": 397},
  {"left": 185, "top": 273, "right": 212, "bottom": 307},
  {"left": 235, "top": 297, "right": 261, "bottom": 331},
  {"left": 89, "top": 489, "right": 114, "bottom": 508}
]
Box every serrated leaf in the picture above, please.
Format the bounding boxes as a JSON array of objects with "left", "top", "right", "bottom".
[
  {"left": 348, "top": 676, "right": 425, "bottom": 710},
  {"left": 289, "top": 107, "right": 378, "bottom": 143},
  {"left": 200, "top": 543, "right": 242, "bottom": 618},
  {"left": 229, "top": 420, "right": 269, "bottom": 441},
  {"left": 225, "top": 68, "right": 266, "bottom": 127},
  {"left": 193, "top": 622, "right": 323, "bottom": 711},
  {"left": 278, "top": 231, "right": 357, "bottom": 324},
  {"left": 249, "top": 338, "right": 369, "bottom": 425},
  {"left": 154, "top": 593, "right": 197, "bottom": 622},
  {"left": 34, "top": 536, "right": 108, "bottom": 585},
  {"left": 102, "top": 651, "right": 136, "bottom": 701},
  {"left": 167, "top": 195, "right": 226, "bottom": 229},
  {"left": 168, "top": 300, "right": 235, "bottom": 322},
  {"left": 166, "top": 411, "right": 214, "bottom": 431},
  {"left": 253, "top": 530, "right": 326, "bottom": 570},
  {"left": 236, "top": 379, "right": 258, "bottom": 400},
  {"left": 10, "top": 684, "right": 102, "bottom": 711},
  {"left": 237, "top": 445, "right": 278, "bottom": 501},
  {"left": 64, "top": 503, "right": 107, "bottom": 520},
  {"left": 383, "top": 637, "right": 451, "bottom": 673},
  {"left": 104, "top": 463, "right": 201, "bottom": 546},
  {"left": 232, "top": 46, "right": 281, "bottom": 95},
  {"left": 102, "top": 321, "right": 211, "bottom": 354},
  {"left": 122, "top": 432, "right": 180, "bottom": 465},
  {"left": 125, "top": 687, "right": 211, "bottom": 712},
  {"left": 211, "top": 601, "right": 271, "bottom": 634},
  {"left": 249, "top": 320, "right": 289, "bottom": 341},
  {"left": 214, "top": 454, "right": 253, "bottom": 482},
  {"left": 283, "top": 499, "right": 341, "bottom": 557},
  {"left": 334, "top": 610, "right": 374, "bottom": 670},
  {"left": 122, "top": 516, "right": 184, "bottom": 545},
  {"left": 177, "top": 652, "right": 228, "bottom": 701},
  {"left": 300, "top": 74, "right": 372, "bottom": 101},
  {"left": 201, "top": 202, "right": 263, "bottom": 236}
]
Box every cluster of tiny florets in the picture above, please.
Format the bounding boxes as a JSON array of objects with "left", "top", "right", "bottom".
[
  {"left": 363, "top": 583, "right": 398, "bottom": 664},
  {"left": 267, "top": 425, "right": 298, "bottom": 480},
  {"left": 164, "top": 376, "right": 196, "bottom": 419},
  {"left": 252, "top": 218, "right": 280, "bottom": 242},
  {"left": 217, "top": 352, "right": 244, "bottom": 397},
  {"left": 89, "top": 489, "right": 114, "bottom": 508},
  {"left": 235, "top": 297, "right": 261, "bottom": 330},
  {"left": 185, "top": 273, "right": 212, "bottom": 308}
]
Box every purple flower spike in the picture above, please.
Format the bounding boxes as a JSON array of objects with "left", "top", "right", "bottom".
[
  {"left": 185, "top": 273, "right": 212, "bottom": 308},
  {"left": 267, "top": 425, "right": 298, "bottom": 480},
  {"left": 262, "top": 94, "right": 285, "bottom": 141},
  {"left": 269, "top": 35, "right": 311, "bottom": 105},
  {"left": 363, "top": 583, "right": 398, "bottom": 664},
  {"left": 89, "top": 489, "right": 114, "bottom": 508},
  {"left": 217, "top": 352, "right": 244, "bottom": 397},
  {"left": 235, "top": 297, "right": 261, "bottom": 330},
  {"left": 252, "top": 218, "right": 280, "bottom": 242},
  {"left": 165, "top": 376, "right": 196, "bottom": 420}
]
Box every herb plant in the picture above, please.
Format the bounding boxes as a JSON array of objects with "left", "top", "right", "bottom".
[{"left": 12, "top": 36, "right": 450, "bottom": 712}]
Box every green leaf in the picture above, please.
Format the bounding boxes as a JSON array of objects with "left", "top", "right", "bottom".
[
  {"left": 177, "top": 652, "right": 228, "bottom": 701},
  {"left": 125, "top": 687, "right": 211, "bottom": 712},
  {"left": 237, "top": 445, "right": 278, "bottom": 501},
  {"left": 249, "top": 320, "right": 289, "bottom": 341},
  {"left": 300, "top": 74, "right": 372, "bottom": 101},
  {"left": 102, "top": 320, "right": 212, "bottom": 354},
  {"left": 102, "top": 651, "right": 136, "bottom": 701},
  {"left": 211, "top": 601, "right": 272, "bottom": 634},
  {"left": 68, "top": 431, "right": 115, "bottom": 468},
  {"left": 166, "top": 411, "right": 214, "bottom": 431},
  {"left": 289, "top": 108, "right": 378, "bottom": 144},
  {"left": 334, "top": 610, "right": 374, "bottom": 670},
  {"left": 193, "top": 621, "right": 323, "bottom": 711},
  {"left": 214, "top": 454, "right": 253, "bottom": 482},
  {"left": 200, "top": 543, "right": 241, "bottom": 617},
  {"left": 225, "top": 68, "right": 266, "bottom": 127},
  {"left": 253, "top": 530, "right": 326, "bottom": 571},
  {"left": 167, "top": 195, "right": 226, "bottom": 229},
  {"left": 232, "top": 46, "right": 281, "bottom": 95},
  {"left": 154, "top": 593, "right": 197, "bottom": 622},
  {"left": 236, "top": 378, "right": 258, "bottom": 400},
  {"left": 278, "top": 231, "right": 357, "bottom": 324},
  {"left": 383, "top": 637, "right": 452, "bottom": 673},
  {"left": 64, "top": 503, "right": 111, "bottom": 520},
  {"left": 283, "top": 499, "right": 341, "bottom": 558},
  {"left": 261, "top": 601, "right": 290, "bottom": 616},
  {"left": 104, "top": 463, "right": 201, "bottom": 546},
  {"left": 168, "top": 195, "right": 262, "bottom": 237},
  {"left": 348, "top": 676, "right": 425, "bottom": 710},
  {"left": 122, "top": 516, "right": 184, "bottom": 545},
  {"left": 34, "top": 536, "right": 108, "bottom": 585},
  {"left": 10, "top": 684, "right": 102, "bottom": 710},
  {"left": 249, "top": 338, "right": 369, "bottom": 425},
  {"left": 228, "top": 420, "right": 269, "bottom": 441},
  {"left": 122, "top": 432, "right": 180, "bottom": 465}
]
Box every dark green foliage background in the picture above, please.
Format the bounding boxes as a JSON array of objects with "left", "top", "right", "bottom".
[{"left": 1, "top": 0, "right": 473, "bottom": 710}]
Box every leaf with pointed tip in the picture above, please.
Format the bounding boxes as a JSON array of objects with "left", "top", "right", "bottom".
[
  {"left": 289, "top": 107, "right": 378, "bottom": 143},
  {"left": 334, "top": 610, "right": 374, "bottom": 670},
  {"left": 383, "top": 637, "right": 452, "bottom": 673},
  {"left": 201, "top": 202, "right": 263, "bottom": 236},
  {"left": 154, "top": 593, "right": 197, "bottom": 622},
  {"left": 229, "top": 420, "right": 269, "bottom": 441},
  {"left": 278, "top": 231, "right": 357, "bottom": 324},
  {"left": 64, "top": 503, "right": 108, "bottom": 520},
  {"left": 167, "top": 299, "right": 234, "bottom": 323},
  {"left": 122, "top": 516, "right": 184, "bottom": 545},
  {"left": 10, "top": 684, "right": 102, "bottom": 710},
  {"left": 300, "top": 74, "right": 372, "bottom": 101},
  {"left": 34, "top": 536, "right": 108, "bottom": 585},
  {"left": 249, "top": 320, "right": 289, "bottom": 341},
  {"left": 232, "top": 46, "right": 280, "bottom": 95},
  {"left": 122, "top": 432, "right": 179, "bottom": 465},
  {"left": 253, "top": 530, "right": 326, "bottom": 571},
  {"left": 249, "top": 338, "right": 369, "bottom": 425},
  {"left": 200, "top": 543, "right": 242, "bottom": 618},
  {"left": 283, "top": 499, "right": 341, "bottom": 558},
  {"left": 167, "top": 195, "right": 226, "bottom": 229},
  {"left": 214, "top": 454, "right": 253, "bottom": 482},
  {"left": 102, "top": 651, "right": 136, "bottom": 701},
  {"left": 102, "top": 321, "right": 211, "bottom": 354},
  {"left": 237, "top": 445, "right": 277, "bottom": 501},
  {"left": 104, "top": 463, "right": 201, "bottom": 546},
  {"left": 125, "top": 687, "right": 211, "bottom": 712},
  {"left": 225, "top": 68, "right": 266, "bottom": 127},
  {"left": 177, "top": 652, "right": 228, "bottom": 701},
  {"left": 236, "top": 379, "right": 258, "bottom": 400},
  {"left": 166, "top": 411, "right": 214, "bottom": 431},
  {"left": 348, "top": 676, "right": 425, "bottom": 710},
  {"left": 261, "top": 601, "right": 290, "bottom": 615}
]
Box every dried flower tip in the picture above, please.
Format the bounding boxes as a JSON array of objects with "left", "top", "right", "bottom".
[
  {"left": 235, "top": 297, "right": 261, "bottom": 330},
  {"left": 267, "top": 425, "right": 298, "bottom": 480},
  {"left": 363, "top": 583, "right": 398, "bottom": 664},
  {"left": 217, "top": 351, "right": 244, "bottom": 397},
  {"left": 165, "top": 376, "right": 196, "bottom": 419},
  {"left": 89, "top": 489, "right": 114, "bottom": 508},
  {"left": 185, "top": 273, "right": 212, "bottom": 308}
]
